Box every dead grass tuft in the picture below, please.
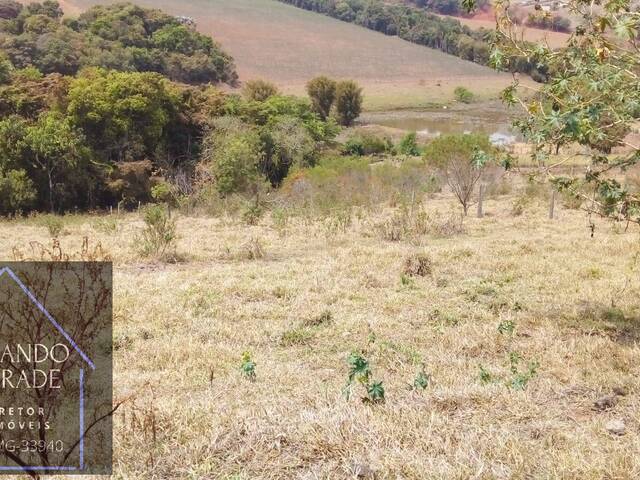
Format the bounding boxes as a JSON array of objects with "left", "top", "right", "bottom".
[{"left": 402, "top": 253, "right": 433, "bottom": 277}]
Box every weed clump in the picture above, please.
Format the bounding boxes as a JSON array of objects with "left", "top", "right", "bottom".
[
  {"left": 303, "top": 310, "right": 333, "bottom": 327},
  {"left": 454, "top": 86, "right": 474, "bottom": 103},
  {"left": 280, "top": 327, "right": 314, "bottom": 346},
  {"left": 242, "top": 237, "right": 265, "bottom": 260},
  {"left": 402, "top": 253, "right": 433, "bottom": 277},
  {"left": 376, "top": 208, "right": 464, "bottom": 241},
  {"left": 137, "top": 204, "right": 177, "bottom": 260},
  {"left": 38, "top": 214, "right": 64, "bottom": 237}
]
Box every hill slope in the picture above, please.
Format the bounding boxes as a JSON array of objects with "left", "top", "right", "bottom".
[{"left": 51, "top": 0, "right": 519, "bottom": 109}]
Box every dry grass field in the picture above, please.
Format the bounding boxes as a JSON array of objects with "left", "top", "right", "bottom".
[
  {"left": 56, "top": 0, "right": 521, "bottom": 110},
  {"left": 1, "top": 176, "right": 639, "bottom": 479}
]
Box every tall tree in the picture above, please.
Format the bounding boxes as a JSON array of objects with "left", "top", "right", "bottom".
[
  {"left": 306, "top": 76, "right": 336, "bottom": 120},
  {"left": 334, "top": 80, "right": 363, "bottom": 127},
  {"left": 23, "top": 112, "right": 85, "bottom": 212}
]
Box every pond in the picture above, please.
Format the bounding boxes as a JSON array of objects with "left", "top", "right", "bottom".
[{"left": 359, "top": 102, "right": 522, "bottom": 146}]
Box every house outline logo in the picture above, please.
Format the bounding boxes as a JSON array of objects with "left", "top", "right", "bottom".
[{"left": 0, "top": 266, "right": 95, "bottom": 473}]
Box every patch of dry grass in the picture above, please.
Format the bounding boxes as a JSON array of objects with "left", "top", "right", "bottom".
[{"left": 1, "top": 181, "right": 639, "bottom": 479}]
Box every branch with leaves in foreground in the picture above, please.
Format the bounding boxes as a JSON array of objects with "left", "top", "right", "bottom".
[{"left": 466, "top": 0, "right": 640, "bottom": 224}]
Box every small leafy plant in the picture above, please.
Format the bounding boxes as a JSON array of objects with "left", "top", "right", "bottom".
[
  {"left": 400, "top": 273, "right": 415, "bottom": 289},
  {"left": 345, "top": 352, "right": 385, "bottom": 404},
  {"left": 242, "top": 201, "right": 264, "bottom": 225},
  {"left": 240, "top": 351, "right": 256, "bottom": 381},
  {"left": 412, "top": 368, "right": 431, "bottom": 391},
  {"left": 478, "top": 365, "right": 494, "bottom": 385},
  {"left": 478, "top": 353, "right": 539, "bottom": 390},
  {"left": 508, "top": 352, "right": 539, "bottom": 391},
  {"left": 497, "top": 319, "right": 516, "bottom": 336}
]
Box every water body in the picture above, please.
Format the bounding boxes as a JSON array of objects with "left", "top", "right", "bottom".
[{"left": 360, "top": 101, "right": 521, "bottom": 146}]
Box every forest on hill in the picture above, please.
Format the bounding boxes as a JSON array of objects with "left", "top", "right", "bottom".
[{"left": 0, "top": 0, "right": 237, "bottom": 83}]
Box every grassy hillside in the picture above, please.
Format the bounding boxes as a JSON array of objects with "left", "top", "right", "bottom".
[{"left": 55, "top": 0, "right": 520, "bottom": 109}]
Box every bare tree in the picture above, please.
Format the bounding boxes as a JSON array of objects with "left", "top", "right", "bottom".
[{"left": 423, "top": 134, "right": 492, "bottom": 215}]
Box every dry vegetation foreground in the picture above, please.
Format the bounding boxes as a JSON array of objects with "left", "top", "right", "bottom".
[{"left": 1, "top": 186, "right": 640, "bottom": 479}]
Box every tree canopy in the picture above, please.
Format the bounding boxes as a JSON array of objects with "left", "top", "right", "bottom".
[{"left": 0, "top": 1, "right": 237, "bottom": 84}]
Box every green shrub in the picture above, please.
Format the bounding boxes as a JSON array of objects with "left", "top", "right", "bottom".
[
  {"left": 210, "top": 133, "right": 263, "bottom": 195},
  {"left": 0, "top": 169, "right": 36, "bottom": 215},
  {"left": 397, "top": 131, "right": 420, "bottom": 156},
  {"left": 150, "top": 181, "right": 178, "bottom": 206},
  {"left": 454, "top": 86, "right": 474, "bottom": 103},
  {"left": 137, "top": 204, "right": 177, "bottom": 259},
  {"left": 38, "top": 214, "right": 64, "bottom": 237},
  {"left": 0, "top": 55, "right": 12, "bottom": 84},
  {"left": 241, "top": 201, "right": 264, "bottom": 225},
  {"left": 242, "top": 79, "right": 279, "bottom": 101},
  {"left": 343, "top": 132, "right": 392, "bottom": 156}
]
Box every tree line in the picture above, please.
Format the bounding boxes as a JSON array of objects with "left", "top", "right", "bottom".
[
  {"left": 275, "top": 0, "right": 548, "bottom": 80},
  {"left": 407, "top": 0, "right": 570, "bottom": 34}
]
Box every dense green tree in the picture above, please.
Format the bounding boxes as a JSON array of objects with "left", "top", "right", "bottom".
[
  {"left": 202, "top": 119, "right": 264, "bottom": 196},
  {"left": 334, "top": 80, "right": 362, "bottom": 127},
  {"left": 0, "top": 72, "right": 69, "bottom": 118},
  {"left": 22, "top": 111, "right": 86, "bottom": 212},
  {"left": 0, "top": 115, "right": 28, "bottom": 168},
  {"left": 0, "top": 169, "right": 36, "bottom": 214},
  {"left": 23, "top": 1, "right": 63, "bottom": 19},
  {"left": 260, "top": 115, "right": 316, "bottom": 185},
  {"left": 0, "top": 2, "right": 342, "bottom": 214},
  {"left": 152, "top": 24, "right": 213, "bottom": 55},
  {"left": 306, "top": 76, "right": 336, "bottom": 120},
  {"left": 66, "top": 69, "right": 180, "bottom": 163},
  {"left": 0, "top": 2, "right": 238, "bottom": 84}
]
